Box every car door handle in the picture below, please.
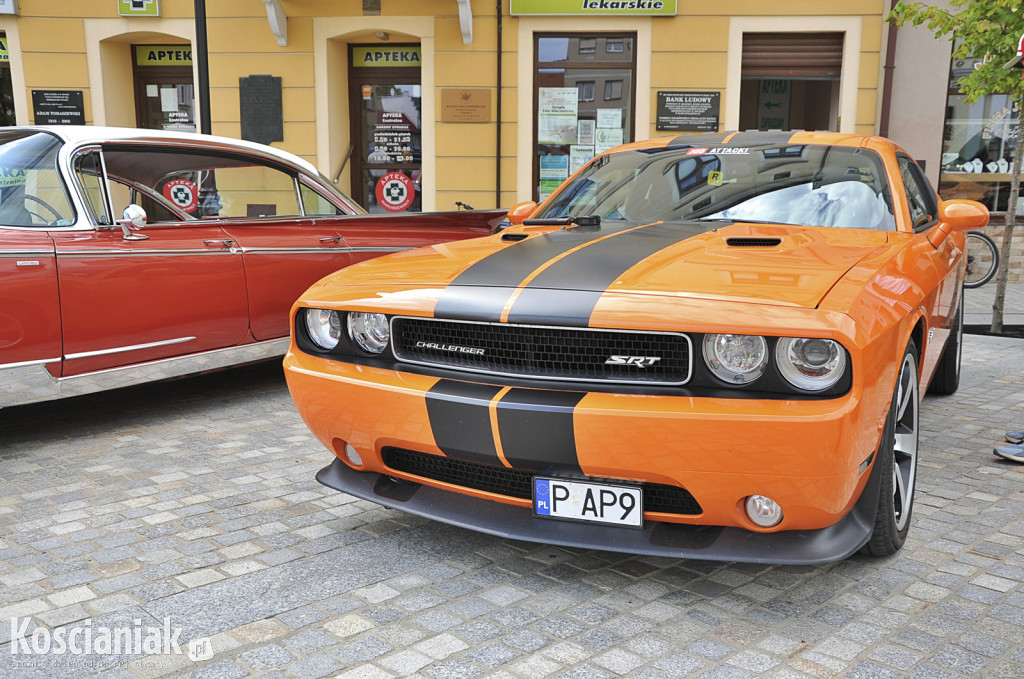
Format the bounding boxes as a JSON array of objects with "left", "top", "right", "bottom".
[
  {"left": 319, "top": 236, "right": 344, "bottom": 244},
  {"left": 203, "top": 239, "right": 236, "bottom": 248}
]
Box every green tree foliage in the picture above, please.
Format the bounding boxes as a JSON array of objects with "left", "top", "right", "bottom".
[{"left": 890, "top": 0, "right": 1023, "bottom": 331}]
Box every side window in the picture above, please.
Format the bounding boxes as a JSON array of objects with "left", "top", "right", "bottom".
[
  {"left": 73, "top": 151, "right": 112, "bottom": 226},
  {"left": 300, "top": 183, "right": 343, "bottom": 216},
  {"left": 195, "top": 165, "right": 300, "bottom": 218},
  {"left": 898, "top": 155, "right": 938, "bottom": 230},
  {"left": 100, "top": 148, "right": 302, "bottom": 221},
  {"left": 108, "top": 179, "right": 183, "bottom": 223}
]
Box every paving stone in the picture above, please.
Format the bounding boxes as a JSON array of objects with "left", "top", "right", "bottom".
[{"left": 2, "top": 335, "right": 1024, "bottom": 678}]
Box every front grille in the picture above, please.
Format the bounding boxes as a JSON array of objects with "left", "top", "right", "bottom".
[
  {"left": 381, "top": 447, "right": 703, "bottom": 516},
  {"left": 391, "top": 317, "right": 691, "bottom": 385}
]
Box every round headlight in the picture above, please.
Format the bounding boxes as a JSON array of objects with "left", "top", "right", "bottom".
[
  {"left": 702, "top": 334, "right": 768, "bottom": 384},
  {"left": 775, "top": 337, "right": 846, "bottom": 391},
  {"left": 347, "top": 312, "right": 390, "bottom": 354},
  {"left": 305, "top": 308, "right": 341, "bottom": 350}
]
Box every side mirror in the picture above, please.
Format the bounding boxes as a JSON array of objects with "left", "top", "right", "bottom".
[
  {"left": 938, "top": 199, "right": 989, "bottom": 231},
  {"left": 117, "top": 204, "right": 149, "bottom": 241},
  {"left": 505, "top": 201, "right": 538, "bottom": 226},
  {"left": 928, "top": 199, "right": 989, "bottom": 248}
]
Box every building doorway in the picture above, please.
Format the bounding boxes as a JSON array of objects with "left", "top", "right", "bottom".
[
  {"left": 0, "top": 34, "right": 14, "bottom": 125},
  {"left": 132, "top": 44, "right": 196, "bottom": 131},
  {"left": 348, "top": 44, "right": 422, "bottom": 213},
  {"left": 739, "top": 33, "right": 842, "bottom": 132}
]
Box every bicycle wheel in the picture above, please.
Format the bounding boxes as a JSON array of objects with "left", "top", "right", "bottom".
[{"left": 963, "top": 231, "right": 998, "bottom": 288}]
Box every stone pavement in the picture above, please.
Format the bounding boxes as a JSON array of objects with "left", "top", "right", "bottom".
[
  {"left": 1, "top": 331, "right": 1023, "bottom": 679},
  {"left": 964, "top": 280, "right": 1024, "bottom": 329}
]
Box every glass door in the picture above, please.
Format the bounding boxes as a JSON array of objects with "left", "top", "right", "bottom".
[
  {"left": 134, "top": 75, "right": 196, "bottom": 132},
  {"left": 534, "top": 34, "right": 636, "bottom": 203},
  {"left": 349, "top": 45, "right": 422, "bottom": 213},
  {"left": 132, "top": 45, "right": 196, "bottom": 132}
]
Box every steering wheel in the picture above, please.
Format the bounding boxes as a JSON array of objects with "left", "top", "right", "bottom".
[{"left": 24, "top": 194, "right": 64, "bottom": 225}]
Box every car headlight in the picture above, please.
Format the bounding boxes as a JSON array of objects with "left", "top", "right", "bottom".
[
  {"left": 702, "top": 334, "right": 768, "bottom": 384},
  {"left": 347, "top": 312, "right": 390, "bottom": 354},
  {"left": 304, "top": 308, "right": 342, "bottom": 350},
  {"left": 775, "top": 337, "right": 846, "bottom": 391}
]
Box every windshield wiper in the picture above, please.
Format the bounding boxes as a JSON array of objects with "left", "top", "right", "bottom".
[{"left": 522, "top": 214, "right": 602, "bottom": 230}]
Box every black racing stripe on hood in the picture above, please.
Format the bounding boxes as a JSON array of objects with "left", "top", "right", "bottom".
[
  {"left": 434, "top": 221, "right": 645, "bottom": 321},
  {"left": 496, "top": 389, "right": 586, "bottom": 474},
  {"left": 425, "top": 380, "right": 503, "bottom": 466},
  {"left": 506, "top": 221, "right": 704, "bottom": 326}
]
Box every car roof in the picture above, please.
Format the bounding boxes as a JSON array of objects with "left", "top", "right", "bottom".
[
  {"left": 614, "top": 130, "right": 885, "bottom": 153},
  {"left": 10, "top": 125, "right": 321, "bottom": 176}
]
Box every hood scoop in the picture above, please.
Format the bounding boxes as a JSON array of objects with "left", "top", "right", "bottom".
[
  {"left": 501, "top": 232, "right": 529, "bottom": 242},
  {"left": 726, "top": 237, "right": 782, "bottom": 247}
]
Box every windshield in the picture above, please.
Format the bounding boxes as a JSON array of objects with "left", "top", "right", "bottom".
[
  {"left": 538, "top": 143, "right": 897, "bottom": 231},
  {"left": 0, "top": 131, "right": 76, "bottom": 227}
]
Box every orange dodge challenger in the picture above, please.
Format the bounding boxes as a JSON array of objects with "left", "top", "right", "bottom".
[{"left": 284, "top": 131, "right": 988, "bottom": 564}]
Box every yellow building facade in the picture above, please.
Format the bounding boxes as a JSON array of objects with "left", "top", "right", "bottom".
[{"left": 0, "top": 0, "right": 890, "bottom": 213}]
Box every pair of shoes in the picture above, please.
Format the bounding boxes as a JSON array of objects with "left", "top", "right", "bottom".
[
  {"left": 1008, "top": 430, "right": 1024, "bottom": 444},
  {"left": 994, "top": 444, "right": 1024, "bottom": 462}
]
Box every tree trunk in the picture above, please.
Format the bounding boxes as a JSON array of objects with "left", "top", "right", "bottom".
[{"left": 991, "top": 96, "right": 1023, "bottom": 334}]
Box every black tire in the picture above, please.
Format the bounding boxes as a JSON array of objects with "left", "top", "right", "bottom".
[
  {"left": 963, "top": 231, "right": 998, "bottom": 288},
  {"left": 861, "top": 341, "right": 919, "bottom": 557},
  {"left": 927, "top": 301, "right": 962, "bottom": 395}
]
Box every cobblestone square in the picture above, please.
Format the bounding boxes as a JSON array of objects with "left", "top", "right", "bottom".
[{"left": 1, "top": 326, "right": 1023, "bottom": 678}]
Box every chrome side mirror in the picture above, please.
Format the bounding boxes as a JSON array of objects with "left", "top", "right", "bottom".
[{"left": 117, "top": 204, "right": 149, "bottom": 241}]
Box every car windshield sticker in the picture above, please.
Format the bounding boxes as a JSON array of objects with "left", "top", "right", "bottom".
[{"left": 163, "top": 178, "right": 199, "bottom": 212}]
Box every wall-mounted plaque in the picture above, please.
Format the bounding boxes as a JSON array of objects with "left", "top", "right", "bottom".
[
  {"left": 441, "top": 89, "right": 491, "bottom": 123},
  {"left": 32, "top": 90, "right": 85, "bottom": 125},
  {"left": 239, "top": 75, "right": 283, "bottom": 145},
  {"left": 656, "top": 91, "right": 720, "bottom": 132}
]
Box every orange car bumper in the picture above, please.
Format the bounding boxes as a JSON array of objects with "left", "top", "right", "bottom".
[{"left": 284, "top": 350, "right": 885, "bottom": 563}]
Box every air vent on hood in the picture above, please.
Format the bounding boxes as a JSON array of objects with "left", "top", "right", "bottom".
[
  {"left": 501, "top": 232, "right": 529, "bottom": 242},
  {"left": 726, "top": 237, "right": 782, "bottom": 247}
]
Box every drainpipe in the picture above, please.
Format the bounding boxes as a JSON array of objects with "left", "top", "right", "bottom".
[
  {"left": 496, "top": 0, "right": 503, "bottom": 208},
  {"left": 878, "top": 0, "right": 898, "bottom": 138},
  {"left": 194, "top": 0, "right": 212, "bottom": 134}
]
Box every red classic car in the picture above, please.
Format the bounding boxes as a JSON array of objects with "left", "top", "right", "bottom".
[{"left": 0, "top": 126, "right": 503, "bottom": 407}]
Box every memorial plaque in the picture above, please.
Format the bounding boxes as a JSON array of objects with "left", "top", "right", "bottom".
[
  {"left": 239, "top": 75, "right": 283, "bottom": 145},
  {"left": 441, "top": 89, "right": 491, "bottom": 123},
  {"left": 656, "top": 91, "right": 720, "bottom": 132},
  {"left": 32, "top": 90, "right": 85, "bottom": 125}
]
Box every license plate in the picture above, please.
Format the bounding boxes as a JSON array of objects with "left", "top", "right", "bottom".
[{"left": 533, "top": 477, "right": 643, "bottom": 528}]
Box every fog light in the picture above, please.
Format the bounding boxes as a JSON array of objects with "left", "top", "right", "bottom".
[
  {"left": 344, "top": 443, "right": 363, "bottom": 467},
  {"left": 745, "top": 495, "right": 783, "bottom": 528}
]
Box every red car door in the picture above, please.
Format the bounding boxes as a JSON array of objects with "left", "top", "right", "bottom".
[
  {"left": 51, "top": 223, "right": 250, "bottom": 376},
  {"left": 222, "top": 217, "right": 351, "bottom": 340},
  {"left": 0, "top": 229, "right": 61, "bottom": 381}
]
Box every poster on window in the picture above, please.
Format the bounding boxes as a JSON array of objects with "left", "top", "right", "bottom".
[
  {"left": 570, "top": 145, "right": 594, "bottom": 174},
  {"left": 538, "top": 87, "right": 578, "bottom": 144},
  {"left": 539, "top": 154, "right": 569, "bottom": 200}
]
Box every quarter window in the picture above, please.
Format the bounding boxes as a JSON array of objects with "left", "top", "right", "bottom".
[
  {"left": 0, "top": 131, "right": 75, "bottom": 227},
  {"left": 898, "top": 155, "right": 938, "bottom": 230}
]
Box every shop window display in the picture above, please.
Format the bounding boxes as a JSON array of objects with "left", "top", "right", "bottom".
[{"left": 939, "top": 59, "right": 1021, "bottom": 214}]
